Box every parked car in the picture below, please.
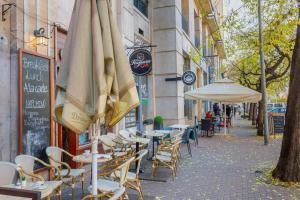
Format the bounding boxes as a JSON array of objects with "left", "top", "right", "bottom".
[
  {"left": 268, "top": 107, "right": 287, "bottom": 114},
  {"left": 267, "top": 103, "right": 286, "bottom": 111}
]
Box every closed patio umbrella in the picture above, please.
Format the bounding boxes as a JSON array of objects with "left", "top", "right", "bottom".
[
  {"left": 185, "top": 79, "right": 261, "bottom": 134},
  {"left": 54, "top": 0, "right": 139, "bottom": 196}
]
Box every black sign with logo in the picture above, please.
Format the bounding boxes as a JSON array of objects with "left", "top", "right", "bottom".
[
  {"left": 129, "top": 49, "right": 152, "bottom": 76},
  {"left": 182, "top": 70, "right": 196, "bottom": 85}
]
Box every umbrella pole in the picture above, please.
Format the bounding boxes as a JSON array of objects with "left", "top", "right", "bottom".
[{"left": 91, "top": 124, "right": 98, "bottom": 197}]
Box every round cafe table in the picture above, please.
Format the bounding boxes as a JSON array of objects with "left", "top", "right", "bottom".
[{"left": 72, "top": 153, "right": 112, "bottom": 164}]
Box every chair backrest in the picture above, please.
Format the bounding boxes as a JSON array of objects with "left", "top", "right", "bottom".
[
  {"left": 201, "top": 119, "right": 212, "bottom": 131},
  {"left": 188, "top": 128, "right": 196, "bottom": 140},
  {"left": 0, "top": 162, "right": 19, "bottom": 186},
  {"left": 99, "top": 135, "right": 116, "bottom": 152},
  {"left": 107, "top": 132, "right": 116, "bottom": 140},
  {"left": 127, "top": 127, "right": 137, "bottom": 135},
  {"left": 46, "top": 146, "right": 63, "bottom": 168},
  {"left": 116, "top": 157, "right": 135, "bottom": 186},
  {"left": 15, "top": 155, "right": 35, "bottom": 181},
  {"left": 134, "top": 150, "right": 148, "bottom": 177},
  {"left": 181, "top": 129, "right": 189, "bottom": 144},
  {"left": 119, "top": 129, "right": 131, "bottom": 140}
]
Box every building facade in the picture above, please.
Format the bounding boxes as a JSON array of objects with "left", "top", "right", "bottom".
[{"left": 0, "top": 0, "right": 225, "bottom": 162}]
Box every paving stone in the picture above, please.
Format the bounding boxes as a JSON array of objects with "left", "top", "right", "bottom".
[{"left": 53, "top": 116, "right": 300, "bottom": 199}]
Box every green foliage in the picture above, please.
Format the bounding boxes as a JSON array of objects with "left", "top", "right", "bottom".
[
  {"left": 223, "top": 0, "right": 298, "bottom": 99},
  {"left": 154, "top": 116, "right": 163, "bottom": 125}
]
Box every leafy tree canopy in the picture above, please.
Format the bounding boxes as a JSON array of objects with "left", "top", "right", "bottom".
[{"left": 223, "top": 0, "right": 298, "bottom": 100}]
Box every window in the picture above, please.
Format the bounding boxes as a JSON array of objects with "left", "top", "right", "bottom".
[
  {"left": 181, "top": 0, "right": 189, "bottom": 34},
  {"left": 134, "top": 0, "right": 148, "bottom": 17},
  {"left": 183, "top": 57, "right": 193, "bottom": 120}
]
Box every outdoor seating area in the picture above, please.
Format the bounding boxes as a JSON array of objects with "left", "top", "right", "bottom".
[{"left": 0, "top": 125, "right": 204, "bottom": 200}]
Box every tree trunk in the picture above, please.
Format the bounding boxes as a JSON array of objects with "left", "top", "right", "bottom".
[
  {"left": 249, "top": 103, "right": 254, "bottom": 120},
  {"left": 257, "top": 101, "right": 264, "bottom": 136},
  {"left": 252, "top": 103, "right": 257, "bottom": 126},
  {"left": 243, "top": 103, "right": 245, "bottom": 118},
  {"left": 272, "top": 5, "right": 300, "bottom": 181}
]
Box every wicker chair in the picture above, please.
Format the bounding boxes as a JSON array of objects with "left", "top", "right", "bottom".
[
  {"left": 46, "top": 146, "right": 85, "bottom": 199},
  {"left": 97, "top": 157, "right": 135, "bottom": 199},
  {"left": 111, "top": 149, "right": 148, "bottom": 200},
  {"left": 15, "top": 155, "right": 63, "bottom": 200},
  {"left": 81, "top": 187, "right": 126, "bottom": 200},
  {"left": 0, "top": 161, "right": 21, "bottom": 186},
  {"left": 152, "top": 140, "right": 181, "bottom": 181}
]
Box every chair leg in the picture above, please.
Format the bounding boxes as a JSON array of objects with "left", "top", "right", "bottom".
[
  {"left": 137, "top": 182, "right": 144, "bottom": 200},
  {"left": 151, "top": 164, "right": 156, "bottom": 177},
  {"left": 81, "top": 174, "right": 85, "bottom": 195},
  {"left": 72, "top": 179, "right": 75, "bottom": 200},
  {"left": 187, "top": 143, "right": 192, "bottom": 157},
  {"left": 58, "top": 186, "right": 62, "bottom": 200},
  {"left": 172, "top": 167, "right": 176, "bottom": 181}
]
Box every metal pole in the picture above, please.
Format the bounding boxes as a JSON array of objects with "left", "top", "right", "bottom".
[
  {"left": 137, "top": 76, "right": 143, "bottom": 132},
  {"left": 91, "top": 124, "right": 98, "bottom": 197},
  {"left": 224, "top": 103, "right": 227, "bottom": 135},
  {"left": 258, "top": 0, "right": 269, "bottom": 145}
]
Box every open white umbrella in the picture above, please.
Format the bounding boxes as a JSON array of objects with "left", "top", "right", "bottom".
[
  {"left": 185, "top": 78, "right": 262, "bottom": 134},
  {"left": 54, "top": 0, "right": 139, "bottom": 196}
]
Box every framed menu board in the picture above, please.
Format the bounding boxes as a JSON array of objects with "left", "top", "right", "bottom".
[
  {"left": 18, "top": 49, "right": 53, "bottom": 169},
  {"left": 125, "top": 109, "right": 137, "bottom": 128},
  {"left": 272, "top": 115, "right": 285, "bottom": 134}
]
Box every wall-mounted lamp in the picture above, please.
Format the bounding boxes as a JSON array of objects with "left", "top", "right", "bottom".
[
  {"left": 206, "top": 13, "right": 215, "bottom": 20},
  {"left": 1, "top": 3, "right": 16, "bottom": 21},
  {"left": 34, "top": 28, "right": 49, "bottom": 46}
]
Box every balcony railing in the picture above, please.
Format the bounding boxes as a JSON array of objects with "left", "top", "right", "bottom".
[
  {"left": 134, "top": 0, "right": 148, "bottom": 17},
  {"left": 182, "top": 16, "right": 189, "bottom": 34}
]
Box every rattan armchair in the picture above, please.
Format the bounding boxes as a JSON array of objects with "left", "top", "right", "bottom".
[
  {"left": 0, "top": 161, "right": 22, "bottom": 186},
  {"left": 96, "top": 157, "right": 135, "bottom": 199},
  {"left": 99, "top": 135, "right": 132, "bottom": 158},
  {"left": 111, "top": 149, "right": 148, "bottom": 200},
  {"left": 15, "top": 155, "right": 63, "bottom": 200},
  {"left": 81, "top": 187, "right": 125, "bottom": 200},
  {"left": 152, "top": 140, "right": 181, "bottom": 181},
  {"left": 46, "top": 146, "right": 85, "bottom": 199}
]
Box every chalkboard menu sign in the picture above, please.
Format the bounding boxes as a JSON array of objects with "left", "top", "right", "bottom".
[
  {"left": 272, "top": 115, "right": 285, "bottom": 134},
  {"left": 18, "top": 49, "right": 53, "bottom": 169}
]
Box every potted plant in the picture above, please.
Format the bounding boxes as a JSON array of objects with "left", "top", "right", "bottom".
[
  {"left": 21, "top": 175, "right": 26, "bottom": 187},
  {"left": 154, "top": 116, "right": 163, "bottom": 130}
]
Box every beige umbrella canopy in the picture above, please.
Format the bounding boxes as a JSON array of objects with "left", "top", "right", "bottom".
[
  {"left": 53, "top": 0, "right": 139, "bottom": 196},
  {"left": 185, "top": 78, "right": 262, "bottom": 103},
  {"left": 185, "top": 78, "right": 261, "bottom": 135},
  {"left": 54, "top": 0, "right": 139, "bottom": 133}
]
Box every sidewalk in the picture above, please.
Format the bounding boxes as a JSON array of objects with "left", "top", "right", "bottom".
[
  {"left": 59, "top": 117, "right": 300, "bottom": 200},
  {"left": 140, "top": 116, "right": 300, "bottom": 200}
]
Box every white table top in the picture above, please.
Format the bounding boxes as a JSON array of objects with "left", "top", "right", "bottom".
[
  {"left": 144, "top": 131, "right": 164, "bottom": 137},
  {"left": 125, "top": 137, "right": 150, "bottom": 144},
  {"left": 155, "top": 130, "right": 172, "bottom": 134},
  {"left": 169, "top": 124, "right": 189, "bottom": 129},
  {"left": 73, "top": 153, "right": 112, "bottom": 164},
  {"left": 0, "top": 195, "right": 30, "bottom": 200}
]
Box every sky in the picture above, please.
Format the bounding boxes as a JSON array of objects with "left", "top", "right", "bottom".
[{"left": 224, "top": 0, "right": 243, "bottom": 16}]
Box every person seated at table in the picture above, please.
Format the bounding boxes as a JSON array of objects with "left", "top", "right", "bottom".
[{"left": 206, "top": 111, "right": 213, "bottom": 119}]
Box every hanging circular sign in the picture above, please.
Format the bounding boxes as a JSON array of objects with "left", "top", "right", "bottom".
[
  {"left": 182, "top": 70, "right": 196, "bottom": 85},
  {"left": 129, "top": 49, "right": 152, "bottom": 76}
]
